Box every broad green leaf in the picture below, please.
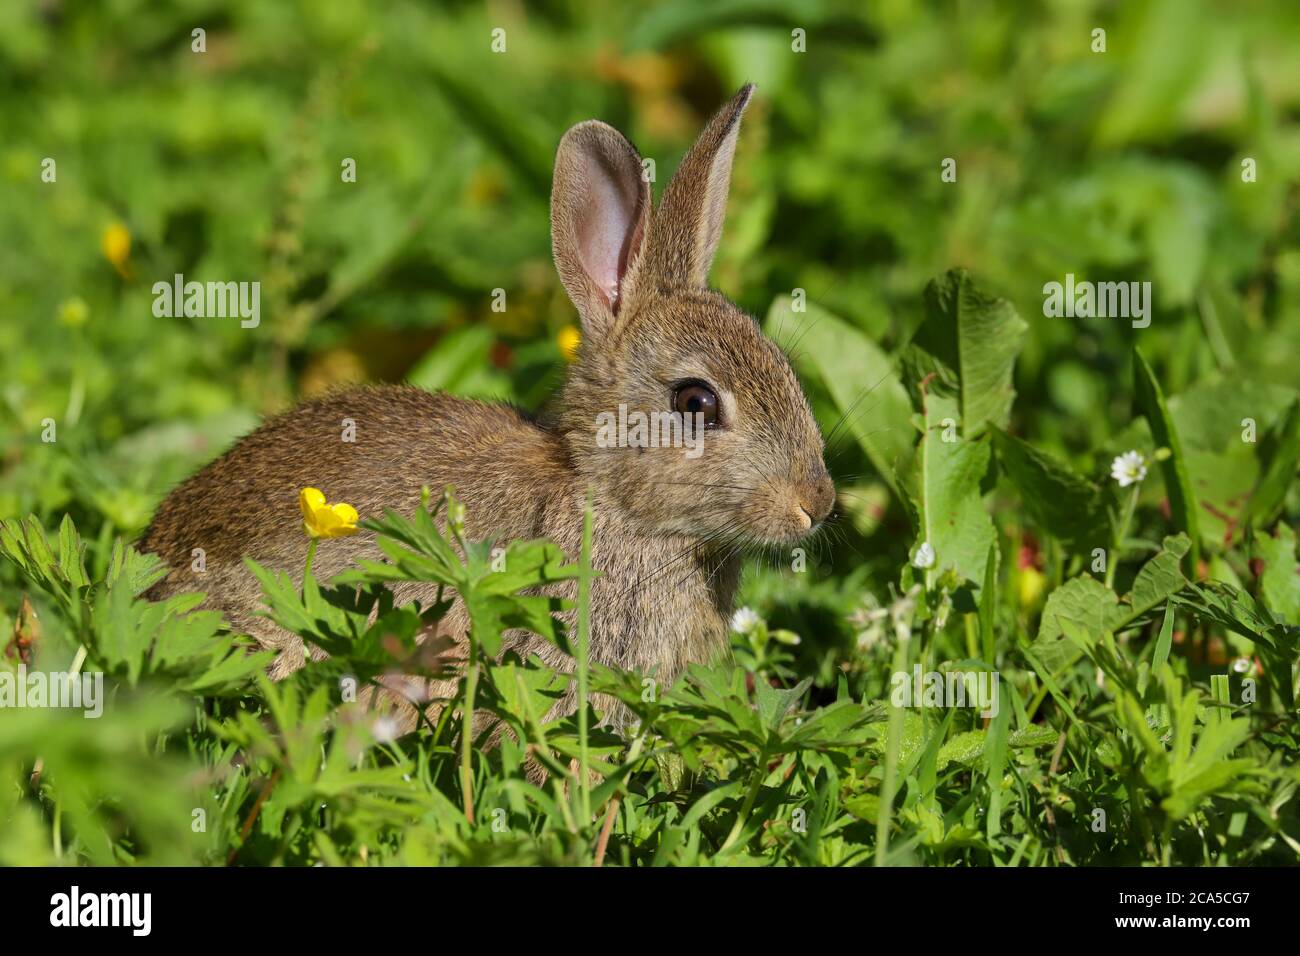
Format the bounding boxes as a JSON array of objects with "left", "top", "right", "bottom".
[
  {"left": 991, "top": 427, "right": 1108, "bottom": 552},
  {"left": 938, "top": 730, "right": 986, "bottom": 768},
  {"left": 908, "top": 269, "right": 1027, "bottom": 438},
  {"left": 900, "top": 386, "right": 995, "bottom": 591},
  {"left": 753, "top": 677, "right": 811, "bottom": 732},
  {"left": 1030, "top": 534, "right": 1189, "bottom": 671},
  {"left": 1169, "top": 380, "right": 1297, "bottom": 453},
  {"left": 1255, "top": 524, "right": 1300, "bottom": 624},
  {"left": 1126, "top": 534, "right": 1192, "bottom": 618}
]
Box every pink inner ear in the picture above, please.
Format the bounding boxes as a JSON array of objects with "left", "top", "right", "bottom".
[{"left": 577, "top": 157, "right": 642, "bottom": 311}]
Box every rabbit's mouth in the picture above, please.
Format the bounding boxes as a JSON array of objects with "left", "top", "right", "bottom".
[{"left": 724, "top": 475, "right": 835, "bottom": 548}]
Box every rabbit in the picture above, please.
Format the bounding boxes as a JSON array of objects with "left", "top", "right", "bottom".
[{"left": 140, "top": 83, "right": 835, "bottom": 734}]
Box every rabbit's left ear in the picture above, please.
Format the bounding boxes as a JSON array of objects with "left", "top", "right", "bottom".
[
  {"left": 551, "top": 119, "right": 652, "bottom": 342},
  {"left": 642, "top": 83, "right": 754, "bottom": 289}
]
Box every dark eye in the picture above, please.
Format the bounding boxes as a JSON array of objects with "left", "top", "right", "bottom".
[{"left": 673, "top": 382, "right": 719, "bottom": 427}]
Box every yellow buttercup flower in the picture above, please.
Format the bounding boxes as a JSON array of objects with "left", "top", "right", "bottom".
[
  {"left": 557, "top": 325, "right": 581, "bottom": 362},
  {"left": 101, "top": 222, "right": 131, "bottom": 277},
  {"left": 299, "top": 487, "right": 359, "bottom": 538}
]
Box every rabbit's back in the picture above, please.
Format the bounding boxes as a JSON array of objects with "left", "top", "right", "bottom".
[{"left": 141, "top": 385, "right": 571, "bottom": 634}]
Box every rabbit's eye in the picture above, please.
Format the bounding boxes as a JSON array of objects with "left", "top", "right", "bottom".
[{"left": 673, "top": 382, "right": 719, "bottom": 427}]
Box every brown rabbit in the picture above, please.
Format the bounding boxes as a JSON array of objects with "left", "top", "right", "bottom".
[{"left": 140, "top": 84, "right": 834, "bottom": 730}]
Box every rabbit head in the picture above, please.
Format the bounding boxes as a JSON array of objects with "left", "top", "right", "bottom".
[{"left": 551, "top": 84, "right": 834, "bottom": 548}]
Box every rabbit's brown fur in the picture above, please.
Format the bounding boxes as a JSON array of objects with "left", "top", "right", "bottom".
[{"left": 140, "top": 84, "right": 834, "bottom": 731}]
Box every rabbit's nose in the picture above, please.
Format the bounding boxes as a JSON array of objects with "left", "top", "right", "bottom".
[{"left": 799, "top": 469, "right": 835, "bottom": 525}]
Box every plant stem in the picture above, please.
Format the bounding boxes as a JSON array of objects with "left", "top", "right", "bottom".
[
  {"left": 461, "top": 654, "right": 478, "bottom": 826},
  {"left": 1106, "top": 484, "right": 1140, "bottom": 589},
  {"left": 721, "top": 746, "right": 769, "bottom": 853},
  {"left": 876, "top": 630, "right": 911, "bottom": 865},
  {"left": 593, "top": 798, "right": 619, "bottom": 867},
  {"left": 304, "top": 537, "right": 318, "bottom": 578},
  {"left": 577, "top": 486, "right": 594, "bottom": 825}
]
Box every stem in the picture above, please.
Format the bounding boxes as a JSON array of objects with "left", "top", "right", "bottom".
[
  {"left": 461, "top": 654, "right": 478, "bottom": 826},
  {"left": 62, "top": 647, "right": 88, "bottom": 730},
  {"left": 1105, "top": 484, "right": 1140, "bottom": 590},
  {"left": 67, "top": 645, "right": 87, "bottom": 681},
  {"left": 593, "top": 798, "right": 619, "bottom": 868},
  {"left": 721, "top": 747, "right": 769, "bottom": 853},
  {"left": 227, "top": 768, "right": 280, "bottom": 865},
  {"left": 577, "top": 486, "right": 595, "bottom": 824},
  {"left": 304, "top": 537, "right": 319, "bottom": 579},
  {"left": 876, "top": 630, "right": 911, "bottom": 866}
]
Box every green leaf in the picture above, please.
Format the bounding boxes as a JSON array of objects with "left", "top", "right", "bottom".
[
  {"left": 979, "top": 541, "right": 999, "bottom": 665},
  {"left": 1255, "top": 523, "right": 1300, "bottom": 624},
  {"left": 900, "top": 392, "right": 995, "bottom": 591},
  {"left": 938, "top": 730, "right": 986, "bottom": 768},
  {"left": 1133, "top": 349, "right": 1200, "bottom": 571},
  {"left": 405, "top": 324, "right": 510, "bottom": 398},
  {"left": 1146, "top": 604, "right": 1176, "bottom": 695},
  {"left": 1126, "top": 533, "right": 1192, "bottom": 617},
  {"left": 983, "top": 699, "right": 1011, "bottom": 839},
  {"left": 908, "top": 269, "right": 1027, "bottom": 438},
  {"left": 1247, "top": 398, "right": 1300, "bottom": 527},
  {"left": 991, "top": 427, "right": 1108, "bottom": 552},
  {"left": 753, "top": 677, "right": 811, "bottom": 733},
  {"left": 1030, "top": 534, "right": 1189, "bottom": 671}
]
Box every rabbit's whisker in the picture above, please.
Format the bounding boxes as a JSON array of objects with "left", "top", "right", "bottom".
[
  {"left": 616, "top": 516, "right": 746, "bottom": 601},
  {"left": 648, "top": 481, "right": 758, "bottom": 492},
  {"left": 824, "top": 371, "right": 894, "bottom": 450}
]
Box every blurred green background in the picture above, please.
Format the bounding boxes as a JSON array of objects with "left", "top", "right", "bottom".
[{"left": 2, "top": 0, "right": 1298, "bottom": 641}]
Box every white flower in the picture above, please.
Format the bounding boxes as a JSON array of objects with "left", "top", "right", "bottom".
[
  {"left": 912, "top": 541, "right": 936, "bottom": 570},
  {"left": 1110, "top": 450, "right": 1148, "bottom": 487},
  {"left": 371, "top": 715, "right": 401, "bottom": 744},
  {"left": 730, "top": 606, "right": 760, "bottom": 634},
  {"left": 1232, "top": 657, "right": 1252, "bottom": 675}
]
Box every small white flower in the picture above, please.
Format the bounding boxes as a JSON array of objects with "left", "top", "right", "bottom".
[
  {"left": 912, "top": 541, "right": 936, "bottom": 570},
  {"left": 1232, "top": 657, "right": 1252, "bottom": 675},
  {"left": 1110, "top": 450, "right": 1148, "bottom": 487},
  {"left": 371, "top": 715, "right": 400, "bottom": 744},
  {"left": 730, "top": 606, "right": 760, "bottom": 634}
]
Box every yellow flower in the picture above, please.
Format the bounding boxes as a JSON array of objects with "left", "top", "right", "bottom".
[
  {"left": 557, "top": 325, "right": 581, "bottom": 362},
  {"left": 101, "top": 222, "right": 131, "bottom": 277},
  {"left": 299, "top": 487, "right": 359, "bottom": 538},
  {"left": 1017, "top": 566, "right": 1046, "bottom": 610}
]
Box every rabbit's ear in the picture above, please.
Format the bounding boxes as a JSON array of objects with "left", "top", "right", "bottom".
[
  {"left": 642, "top": 83, "right": 754, "bottom": 289},
  {"left": 551, "top": 120, "right": 652, "bottom": 341}
]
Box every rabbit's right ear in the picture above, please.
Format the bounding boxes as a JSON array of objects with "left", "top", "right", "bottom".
[{"left": 551, "top": 120, "right": 652, "bottom": 343}]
